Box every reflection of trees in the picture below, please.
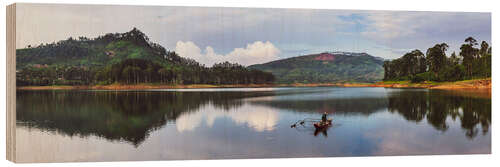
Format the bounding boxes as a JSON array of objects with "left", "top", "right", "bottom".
[
  {"left": 17, "top": 88, "right": 491, "bottom": 146},
  {"left": 252, "top": 98, "right": 387, "bottom": 115},
  {"left": 387, "top": 90, "right": 491, "bottom": 139},
  {"left": 251, "top": 97, "right": 388, "bottom": 116},
  {"left": 16, "top": 90, "right": 273, "bottom": 146}
]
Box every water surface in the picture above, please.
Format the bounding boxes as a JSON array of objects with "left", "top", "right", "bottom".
[{"left": 16, "top": 87, "right": 491, "bottom": 162}]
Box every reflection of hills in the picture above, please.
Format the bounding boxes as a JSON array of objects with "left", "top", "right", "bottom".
[
  {"left": 16, "top": 90, "right": 274, "bottom": 146},
  {"left": 250, "top": 97, "right": 389, "bottom": 115},
  {"left": 387, "top": 90, "right": 491, "bottom": 139},
  {"left": 16, "top": 88, "right": 491, "bottom": 147}
]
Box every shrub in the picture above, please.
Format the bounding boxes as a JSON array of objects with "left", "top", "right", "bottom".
[{"left": 410, "top": 75, "right": 425, "bottom": 83}]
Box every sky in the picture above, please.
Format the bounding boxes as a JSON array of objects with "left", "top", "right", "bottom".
[{"left": 16, "top": 3, "right": 491, "bottom": 66}]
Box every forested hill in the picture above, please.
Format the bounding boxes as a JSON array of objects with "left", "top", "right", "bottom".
[
  {"left": 16, "top": 28, "right": 185, "bottom": 68},
  {"left": 16, "top": 28, "right": 275, "bottom": 86},
  {"left": 248, "top": 52, "right": 385, "bottom": 83}
]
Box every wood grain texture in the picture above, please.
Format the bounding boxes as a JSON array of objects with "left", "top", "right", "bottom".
[{"left": 6, "top": 3, "right": 17, "bottom": 163}]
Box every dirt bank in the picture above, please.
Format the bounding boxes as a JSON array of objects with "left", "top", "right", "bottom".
[{"left": 17, "top": 79, "right": 491, "bottom": 91}]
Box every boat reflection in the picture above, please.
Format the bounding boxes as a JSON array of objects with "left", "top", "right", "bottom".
[{"left": 314, "top": 127, "right": 328, "bottom": 137}]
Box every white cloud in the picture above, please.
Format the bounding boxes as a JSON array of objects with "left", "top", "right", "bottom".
[{"left": 175, "top": 41, "right": 281, "bottom": 66}]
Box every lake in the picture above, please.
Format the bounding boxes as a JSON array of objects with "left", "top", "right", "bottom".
[{"left": 15, "top": 87, "right": 491, "bottom": 162}]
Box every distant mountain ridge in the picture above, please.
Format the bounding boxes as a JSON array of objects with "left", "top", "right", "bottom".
[{"left": 248, "top": 52, "right": 384, "bottom": 83}]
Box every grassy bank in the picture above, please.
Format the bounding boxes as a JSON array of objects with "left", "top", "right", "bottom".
[
  {"left": 376, "top": 78, "right": 491, "bottom": 89},
  {"left": 17, "top": 78, "right": 491, "bottom": 90}
]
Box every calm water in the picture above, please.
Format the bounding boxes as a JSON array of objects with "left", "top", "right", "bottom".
[{"left": 16, "top": 87, "right": 491, "bottom": 162}]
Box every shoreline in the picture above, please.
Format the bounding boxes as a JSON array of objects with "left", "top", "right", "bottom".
[{"left": 17, "top": 78, "right": 491, "bottom": 91}]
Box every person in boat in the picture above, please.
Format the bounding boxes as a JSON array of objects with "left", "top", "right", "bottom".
[{"left": 321, "top": 112, "right": 328, "bottom": 124}]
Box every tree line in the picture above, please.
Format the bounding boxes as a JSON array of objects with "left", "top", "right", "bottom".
[
  {"left": 17, "top": 59, "right": 275, "bottom": 86},
  {"left": 97, "top": 59, "right": 275, "bottom": 85},
  {"left": 383, "top": 37, "right": 491, "bottom": 82}
]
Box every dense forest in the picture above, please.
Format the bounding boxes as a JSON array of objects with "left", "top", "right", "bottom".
[
  {"left": 16, "top": 28, "right": 274, "bottom": 86},
  {"left": 383, "top": 37, "right": 491, "bottom": 82}
]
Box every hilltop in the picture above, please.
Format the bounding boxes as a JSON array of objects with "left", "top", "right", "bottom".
[
  {"left": 15, "top": 28, "right": 274, "bottom": 86},
  {"left": 248, "top": 52, "right": 385, "bottom": 83},
  {"left": 16, "top": 28, "right": 184, "bottom": 68}
]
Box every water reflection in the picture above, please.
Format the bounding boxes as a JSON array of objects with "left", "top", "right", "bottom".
[
  {"left": 175, "top": 103, "right": 278, "bottom": 132},
  {"left": 17, "top": 88, "right": 491, "bottom": 144},
  {"left": 17, "top": 90, "right": 278, "bottom": 146},
  {"left": 250, "top": 97, "right": 388, "bottom": 115},
  {"left": 387, "top": 89, "right": 491, "bottom": 139},
  {"left": 314, "top": 127, "right": 329, "bottom": 137},
  {"left": 15, "top": 87, "right": 491, "bottom": 161}
]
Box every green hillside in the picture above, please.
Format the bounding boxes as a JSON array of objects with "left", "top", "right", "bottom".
[
  {"left": 16, "top": 28, "right": 274, "bottom": 86},
  {"left": 16, "top": 28, "right": 178, "bottom": 68},
  {"left": 248, "top": 52, "right": 384, "bottom": 83}
]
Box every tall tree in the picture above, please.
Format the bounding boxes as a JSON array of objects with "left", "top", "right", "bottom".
[
  {"left": 426, "top": 43, "right": 449, "bottom": 78},
  {"left": 400, "top": 49, "right": 425, "bottom": 77},
  {"left": 415, "top": 50, "right": 427, "bottom": 74},
  {"left": 460, "top": 37, "right": 478, "bottom": 78},
  {"left": 479, "top": 41, "right": 489, "bottom": 57},
  {"left": 449, "top": 52, "right": 460, "bottom": 66}
]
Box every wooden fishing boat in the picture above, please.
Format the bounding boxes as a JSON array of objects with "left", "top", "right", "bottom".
[{"left": 313, "top": 119, "right": 332, "bottom": 129}]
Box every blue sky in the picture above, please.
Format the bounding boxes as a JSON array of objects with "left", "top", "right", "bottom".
[{"left": 17, "top": 4, "right": 491, "bottom": 66}]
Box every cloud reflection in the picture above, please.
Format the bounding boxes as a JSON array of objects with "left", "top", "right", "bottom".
[{"left": 175, "top": 103, "right": 279, "bottom": 132}]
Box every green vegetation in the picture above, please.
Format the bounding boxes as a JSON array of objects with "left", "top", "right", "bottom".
[
  {"left": 249, "top": 52, "right": 384, "bottom": 83},
  {"left": 16, "top": 28, "right": 274, "bottom": 86},
  {"left": 383, "top": 37, "right": 491, "bottom": 82}
]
